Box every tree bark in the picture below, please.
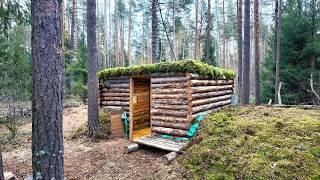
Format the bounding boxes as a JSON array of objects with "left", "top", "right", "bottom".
[
  {"left": 205, "top": 0, "right": 212, "bottom": 65},
  {"left": 0, "top": 151, "right": 4, "bottom": 180},
  {"left": 87, "top": 0, "right": 99, "bottom": 138},
  {"left": 114, "top": 0, "right": 119, "bottom": 66},
  {"left": 103, "top": 0, "right": 108, "bottom": 68},
  {"left": 172, "top": 0, "right": 176, "bottom": 61},
  {"left": 71, "top": 0, "right": 78, "bottom": 62},
  {"left": 241, "top": 0, "right": 251, "bottom": 104},
  {"left": 128, "top": 0, "right": 132, "bottom": 65},
  {"left": 194, "top": 0, "right": 199, "bottom": 60},
  {"left": 120, "top": 19, "right": 125, "bottom": 67},
  {"left": 237, "top": 0, "right": 243, "bottom": 104},
  {"left": 152, "top": 0, "right": 158, "bottom": 63},
  {"left": 274, "top": 0, "right": 281, "bottom": 104},
  {"left": 254, "top": 0, "right": 261, "bottom": 105},
  {"left": 31, "top": 0, "right": 64, "bottom": 178}
]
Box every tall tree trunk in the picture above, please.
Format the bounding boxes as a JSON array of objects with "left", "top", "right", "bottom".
[
  {"left": 152, "top": 0, "right": 158, "bottom": 64},
  {"left": 103, "top": 0, "right": 108, "bottom": 68},
  {"left": 237, "top": 0, "right": 243, "bottom": 104},
  {"left": 194, "top": 0, "right": 199, "bottom": 60},
  {"left": 274, "top": 0, "right": 281, "bottom": 104},
  {"left": 310, "top": 0, "right": 318, "bottom": 104},
  {"left": 205, "top": 0, "right": 212, "bottom": 65},
  {"left": 254, "top": 0, "right": 261, "bottom": 105},
  {"left": 31, "top": 0, "right": 64, "bottom": 178},
  {"left": 128, "top": 0, "right": 132, "bottom": 65},
  {"left": 97, "top": 11, "right": 101, "bottom": 70},
  {"left": 121, "top": 19, "right": 125, "bottom": 67},
  {"left": 108, "top": 1, "right": 111, "bottom": 67},
  {"left": 87, "top": 0, "right": 99, "bottom": 138},
  {"left": 71, "top": 0, "right": 78, "bottom": 62},
  {"left": 242, "top": 0, "right": 251, "bottom": 104},
  {"left": 172, "top": 0, "right": 176, "bottom": 61},
  {"left": 0, "top": 151, "right": 4, "bottom": 180},
  {"left": 222, "top": 0, "right": 226, "bottom": 68},
  {"left": 114, "top": 0, "right": 119, "bottom": 66}
]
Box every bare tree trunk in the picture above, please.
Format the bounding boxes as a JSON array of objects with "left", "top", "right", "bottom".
[
  {"left": 152, "top": 0, "right": 158, "bottom": 63},
  {"left": 114, "top": 0, "right": 119, "bottom": 66},
  {"left": 0, "top": 151, "right": 4, "bottom": 180},
  {"left": 254, "top": 0, "right": 261, "bottom": 105},
  {"left": 172, "top": 0, "right": 176, "bottom": 61},
  {"left": 31, "top": 0, "right": 64, "bottom": 178},
  {"left": 242, "top": 0, "right": 251, "bottom": 104},
  {"left": 194, "top": 0, "right": 199, "bottom": 60},
  {"left": 97, "top": 12, "right": 101, "bottom": 70},
  {"left": 121, "top": 19, "right": 125, "bottom": 67},
  {"left": 108, "top": 1, "right": 111, "bottom": 67},
  {"left": 237, "top": 0, "right": 243, "bottom": 104},
  {"left": 274, "top": 0, "right": 281, "bottom": 104},
  {"left": 222, "top": 0, "right": 226, "bottom": 68},
  {"left": 128, "top": 0, "right": 132, "bottom": 65},
  {"left": 205, "top": 0, "right": 212, "bottom": 65},
  {"left": 71, "top": 0, "right": 78, "bottom": 62},
  {"left": 103, "top": 0, "right": 108, "bottom": 68},
  {"left": 87, "top": 0, "right": 99, "bottom": 138}
]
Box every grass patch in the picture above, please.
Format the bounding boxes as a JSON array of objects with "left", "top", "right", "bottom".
[
  {"left": 183, "top": 106, "right": 320, "bottom": 179},
  {"left": 98, "top": 59, "right": 236, "bottom": 79},
  {"left": 70, "top": 109, "right": 111, "bottom": 139}
]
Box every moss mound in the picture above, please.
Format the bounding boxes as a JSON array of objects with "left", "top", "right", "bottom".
[
  {"left": 98, "top": 60, "right": 236, "bottom": 79},
  {"left": 70, "top": 109, "right": 111, "bottom": 139},
  {"left": 183, "top": 106, "right": 320, "bottom": 179}
]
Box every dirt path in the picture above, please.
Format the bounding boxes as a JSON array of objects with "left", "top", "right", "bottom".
[{"left": 3, "top": 106, "right": 188, "bottom": 180}]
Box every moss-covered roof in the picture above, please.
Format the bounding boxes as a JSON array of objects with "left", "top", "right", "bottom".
[{"left": 98, "top": 60, "right": 236, "bottom": 79}]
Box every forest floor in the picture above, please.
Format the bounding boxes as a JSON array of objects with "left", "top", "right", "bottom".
[{"left": 2, "top": 105, "right": 189, "bottom": 180}]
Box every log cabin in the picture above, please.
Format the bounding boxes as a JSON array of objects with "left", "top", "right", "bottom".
[{"left": 98, "top": 60, "right": 236, "bottom": 152}]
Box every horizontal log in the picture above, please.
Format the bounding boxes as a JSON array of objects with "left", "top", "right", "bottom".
[
  {"left": 192, "top": 90, "right": 233, "bottom": 100},
  {"left": 152, "top": 126, "right": 188, "bottom": 137},
  {"left": 151, "top": 82, "right": 188, "bottom": 88},
  {"left": 191, "top": 79, "right": 234, "bottom": 86},
  {"left": 152, "top": 116, "right": 190, "bottom": 123},
  {"left": 152, "top": 94, "right": 188, "bottom": 100},
  {"left": 104, "top": 101, "right": 129, "bottom": 106},
  {"left": 192, "top": 99, "right": 231, "bottom": 114},
  {"left": 151, "top": 88, "right": 186, "bottom": 94},
  {"left": 150, "top": 73, "right": 186, "bottom": 78},
  {"left": 152, "top": 104, "right": 188, "bottom": 110},
  {"left": 101, "top": 88, "right": 129, "bottom": 93},
  {"left": 189, "top": 73, "right": 231, "bottom": 80},
  {"left": 191, "top": 95, "right": 232, "bottom": 107},
  {"left": 105, "top": 76, "right": 130, "bottom": 80},
  {"left": 151, "top": 77, "right": 188, "bottom": 84},
  {"left": 101, "top": 105, "right": 129, "bottom": 111},
  {"left": 192, "top": 106, "right": 225, "bottom": 120},
  {"left": 191, "top": 85, "right": 234, "bottom": 93},
  {"left": 151, "top": 120, "right": 191, "bottom": 130},
  {"left": 152, "top": 99, "right": 188, "bottom": 105},
  {"left": 100, "top": 96, "right": 130, "bottom": 101},
  {"left": 101, "top": 92, "right": 130, "bottom": 97},
  {"left": 105, "top": 79, "right": 129, "bottom": 84},
  {"left": 151, "top": 109, "right": 188, "bottom": 117},
  {"left": 108, "top": 83, "right": 129, "bottom": 88},
  {"left": 163, "top": 152, "right": 178, "bottom": 165}
]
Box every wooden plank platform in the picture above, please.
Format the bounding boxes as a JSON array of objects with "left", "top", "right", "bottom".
[
  {"left": 134, "top": 136, "right": 187, "bottom": 152},
  {"left": 133, "top": 128, "right": 151, "bottom": 141}
]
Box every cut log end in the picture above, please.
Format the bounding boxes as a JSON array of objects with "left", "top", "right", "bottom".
[
  {"left": 124, "top": 143, "right": 139, "bottom": 154},
  {"left": 162, "top": 152, "right": 178, "bottom": 165}
]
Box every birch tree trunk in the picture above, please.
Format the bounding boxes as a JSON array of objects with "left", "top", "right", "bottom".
[
  {"left": 254, "top": 0, "right": 261, "bottom": 105},
  {"left": 87, "top": 0, "right": 99, "bottom": 138},
  {"left": 242, "top": 0, "right": 251, "bottom": 104},
  {"left": 31, "top": 0, "right": 64, "bottom": 178}
]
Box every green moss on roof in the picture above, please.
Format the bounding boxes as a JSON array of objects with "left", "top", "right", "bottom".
[{"left": 98, "top": 60, "right": 236, "bottom": 79}]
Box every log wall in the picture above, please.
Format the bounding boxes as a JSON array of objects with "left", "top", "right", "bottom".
[{"left": 99, "top": 77, "right": 130, "bottom": 111}]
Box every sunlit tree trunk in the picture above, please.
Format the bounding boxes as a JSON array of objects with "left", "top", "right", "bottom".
[
  {"left": 31, "top": 0, "right": 64, "bottom": 178},
  {"left": 87, "top": 0, "right": 99, "bottom": 137},
  {"left": 242, "top": 0, "right": 251, "bottom": 104},
  {"left": 254, "top": 0, "right": 261, "bottom": 104}
]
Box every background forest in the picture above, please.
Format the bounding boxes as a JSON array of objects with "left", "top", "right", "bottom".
[{"left": 0, "top": 0, "right": 319, "bottom": 105}]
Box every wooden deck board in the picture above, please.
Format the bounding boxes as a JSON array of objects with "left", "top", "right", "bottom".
[
  {"left": 134, "top": 136, "right": 187, "bottom": 152},
  {"left": 133, "top": 128, "right": 151, "bottom": 140}
]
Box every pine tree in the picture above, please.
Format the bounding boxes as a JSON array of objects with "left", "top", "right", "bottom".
[
  {"left": 31, "top": 0, "right": 64, "bottom": 178},
  {"left": 242, "top": 0, "right": 251, "bottom": 104},
  {"left": 237, "top": 0, "right": 243, "bottom": 104},
  {"left": 254, "top": 0, "right": 261, "bottom": 104},
  {"left": 152, "top": 0, "right": 158, "bottom": 63},
  {"left": 87, "top": 0, "right": 99, "bottom": 138}
]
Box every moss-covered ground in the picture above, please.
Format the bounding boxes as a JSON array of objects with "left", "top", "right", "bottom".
[{"left": 183, "top": 106, "right": 320, "bottom": 179}]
